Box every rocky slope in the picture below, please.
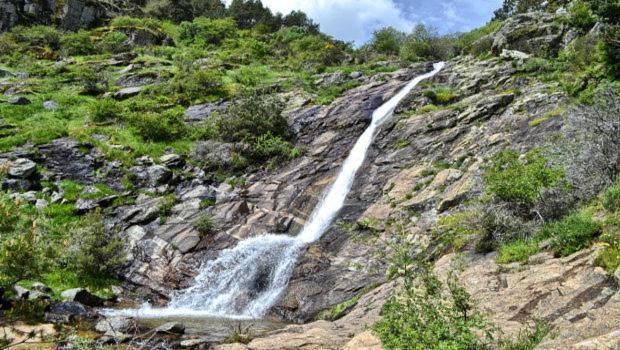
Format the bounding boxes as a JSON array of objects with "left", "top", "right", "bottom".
[{"left": 1, "top": 6, "right": 618, "bottom": 349}]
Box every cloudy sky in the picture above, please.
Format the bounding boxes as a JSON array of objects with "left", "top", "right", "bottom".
[{"left": 256, "top": 0, "right": 502, "bottom": 45}]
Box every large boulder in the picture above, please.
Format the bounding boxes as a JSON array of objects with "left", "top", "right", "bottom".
[
  {"left": 44, "top": 301, "right": 91, "bottom": 324},
  {"left": 490, "top": 12, "right": 566, "bottom": 57},
  {"left": 190, "top": 140, "right": 244, "bottom": 169},
  {"left": 8, "top": 158, "right": 37, "bottom": 179},
  {"left": 60, "top": 288, "right": 104, "bottom": 307},
  {"left": 184, "top": 100, "right": 229, "bottom": 123}
]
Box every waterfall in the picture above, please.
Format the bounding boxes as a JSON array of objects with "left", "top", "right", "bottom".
[{"left": 105, "top": 62, "right": 445, "bottom": 320}]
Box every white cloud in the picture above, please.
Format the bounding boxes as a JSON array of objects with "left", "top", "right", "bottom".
[{"left": 227, "top": 0, "right": 416, "bottom": 45}]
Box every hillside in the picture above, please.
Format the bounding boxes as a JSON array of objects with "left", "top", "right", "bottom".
[{"left": 0, "top": 0, "right": 619, "bottom": 349}]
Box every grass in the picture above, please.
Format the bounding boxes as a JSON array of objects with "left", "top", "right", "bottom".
[
  {"left": 497, "top": 239, "right": 540, "bottom": 264},
  {"left": 543, "top": 211, "right": 601, "bottom": 257}
]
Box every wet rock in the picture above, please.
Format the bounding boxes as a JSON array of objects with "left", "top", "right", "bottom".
[
  {"left": 184, "top": 100, "right": 229, "bottom": 123},
  {"left": 44, "top": 301, "right": 90, "bottom": 324},
  {"left": 155, "top": 322, "right": 185, "bottom": 334},
  {"left": 60, "top": 288, "right": 104, "bottom": 307},
  {"left": 8, "top": 158, "right": 36, "bottom": 178},
  {"left": 8, "top": 96, "right": 31, "bottom": 105},
  {"left": 113, "top": 86, "right": 143, "bottom": 100}
]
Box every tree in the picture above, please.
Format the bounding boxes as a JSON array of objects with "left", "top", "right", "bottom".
[
  {"left": 370, "top": 27, "right": 406, "bottom": 56},
  {"left": 282, "top": 10, "right": 320, "bottom": 34},
  {"left": 401, "top": 24, "right": 454, "bottom": 61},
  {"left": 492, "top": 0, "right": 517, "bottom": 20},
  {"left": 227, "top": 0, "right": 274, "bottom": 29},
  {"left": 0, "top": 229, "right": 44, "bottom": 288},
  {"left": 191, "top": 0, "right": 227, "bottom": 19}
]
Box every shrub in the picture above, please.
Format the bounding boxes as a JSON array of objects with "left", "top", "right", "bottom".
[
  {"left": 88, "top": 98, "right": 122, "bottom": 123},
  {"left": 433, "top": 211, "right": 479, "bottom": 251},
  {"left": 97, "top": 31, "right": 131, "bottom": 54},
  {"left": 498, "top": 320, "right": 551, "bottom": 350},
  {"left": 484, "top": 149, "right": 564, "bottom": 207},
  {"left": 594, "top": 231, "right": 620, "bottom": 274},
  {"left": 179, "top": 17, "right": 237, "bottom": 46},
  {"left": 60, "top": 30, "right": 97, "bottom": 56},
  {"left": 9, "top": 25, "right": 61, "bottom": 51},
  {"left": 568, "top": 0, "right": 597, "bottom": 31},
  {"left": 167, "top": 60, "right": 227, "bottom": 103},
  {"left": 423, "top": 87, "right": 457, "bottom": 105},
  {"left": 497, "top": 239, "right": 539, "bottom": 264},
  {"left": 215, "top": 93, "right": 289, "bottom": 143},
  {"left": 543, "top": 212, "right": 601, "bottom": 257},
  {"left": 250, "top": 133, "right": 299, "bottom": 161},
  {"left": 0, "top": 196, "right": 21, "bottom": 234},
  {"left": 0, "top": 229, "right": 44, "bottom": 288},
  {"left": 129, "top": 108, "right": 188, "bottom": 142},
  {"left": 74, "top": 65, "right": 107, "bottom": 95},
  {"left": 68, "top": 211, "right": 125, "bottom": 276},
  {"left": 603, "top": 184, "right": 620, "bottom": 212},
  {"left": 110, "top": 16, "right": 164, "bottom": 32},
  {"left": 193, "top": 214, "right": 214, "bottom": 237},
  {"left": 374, "top": 264, "right": 493, "bottom": 350}
]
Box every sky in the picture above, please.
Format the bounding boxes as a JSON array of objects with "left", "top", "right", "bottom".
[{"left": 255, "top": 0, "right": 503, "bottom": 45}]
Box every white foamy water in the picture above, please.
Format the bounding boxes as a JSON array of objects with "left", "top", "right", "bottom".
[{"left": 104, "top": 62, "right": 445, "bottom": 320}]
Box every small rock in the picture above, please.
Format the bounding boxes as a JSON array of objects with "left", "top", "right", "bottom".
[
  {"left": 180, "top": 185, "right": 216, "bottom": 202},
  {"left": 8, "top": 158, "right": 37, "bottom": 179},
  {"left": 136, "top": 156, "right": 153, "bottom": 165},
  {"left": 148, "top": 165, "right": 172, "bottom": 186},
  {"left": 349, "top": 71, "right": 363, "bottom": 79},
  {"left": 13, "top": 285, "right": 30, "bottom": 300},
  {"left": 35, "top": 198, "right": 49, "bottom": 210},
  {"left": 155, "top": 322, "right": 185, "bottom": 334},
  {"left": 111, "top": 285, "right": 123, "bottom": 296},
  {"left": 2, "top": 178, "right": 37, "bottom": 192},
  {"left": 60, "top": 288, "right": 104, "bottom": 307},
  {"left": 113, "top": 87, "right": 143, "bottom": 100},
  {"left": 8, "top": 96, "right": 31, "bottom": 105},
  {"left": 95, "top": 316, "right": 135, "bottom": 334},
  {"left": 50, "top": 192, "right": 63, "bottom": 203},
  {"left": 181, "top": 338, "right": 208, "bottom": 348},
  {"left": 43, "top": 100, "right": 58, "bottom": 110},
  {"left": 11, "top": 191, "right": 37, "bottom": 203},
  {"left": 500, "top": 49, "right": 531, "bottom": 60},
  {"left": 31, "top": 282, "right": 52, "bottom": 293},
  {"left": 75, "top": 195, "right": 118, "bottom": 213},
  {"left": 91, "top": 134, "right": 110, "bottom": 142},
  {"left": 160, "top": 154, "right": 184, "bottom": 167}
]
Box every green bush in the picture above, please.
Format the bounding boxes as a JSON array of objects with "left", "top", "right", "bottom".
[
  {"left": 400, "top": 24, "right": 455, "bottom": 61},
  {"left": 250, "top": 133, "right": 300, "bottom": 161},
  {"left": 97, "top": 31, "right": 131, "bottom": 54},
  {"left": 9, "top": 25, "right": 61, "bottom": 51},
  {"left": 68, "top": 211, "right": 125, "bottom": 276},
  {"left": 374, "top": 267, "right": 492, "bottom": 350},
  {"left": 193, "top": 213, "right": 214, "bottom": 237},
  {"left": 497, "top": 239, "right": 539, "bottom": 264},
  {"left": 110, "top": 16, "right": 164, "bottom": 32},
  {"left": 88, "top": 98, "right": 122, "bottom": 123},
  {"left": 433, "top": 211, "right": 479, "bottom": 251},
  {"left": 166, "top": 60, "right": 227, "bottom": 103},
  {"left": 603, "top": 184, "right": 620, "bottom": 212},
  {"left": 568, "top": 0, "right": 597, "bottom": 31},
  {"left": 594, "top": 231, "right": 620, "bottom": 274},
  {"left": 484, "top": 150, "right": 564, "bottom": 206},
  {"left": 129, "top": 108, "right": 188, "bottom": 142},
  {"left": 60, "top": 30, "right": 97, "bottom": 56},
  {"left": 215, "top": 93, "right": 289, "bottom": 143},
  {"left": 544, "top": 212, "right": 601, "bottom": 257},
  {"left": 424, "top": 87, "right": 457, "bottom": 105},
  {"left": 0, "top": 229, "right": 45, "bottom": 288},
  {"left": 369, "top": 27, "right": 405, "bottom": 56},
  {"left": 179, "top": 17, "right": 237, "bottom": 46}
]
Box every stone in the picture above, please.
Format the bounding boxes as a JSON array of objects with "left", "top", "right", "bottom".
[
  {"left": 11, "top": 190, "right": 37, "bottom": 203},
  {"left": 342, "top": 331, "right": 382, "bottom": 350},
  {"left": 349, "top": 71, "right": 363, "bottom": 79},
  {"left": 60, "top": 288, "right": 104, "bottom": 307},
  {"left": 2, "top": 178, "right": 36, "bottom": 192},
  {"left": 13, "top": 285, "right": 50, "bottom": 301},
  {"left": 437, "top": 175, "right": 474, "bottom": 212},
  {"left": 147, "top": 165, "right": 172, "bottom": 186},
  {"left": 500, "top": 49, "right": 531, "bottom": 60},
  {"left": 74, "top": 195, "right": 117, "bottom": 213},
  {"left": 35, "top": 198, "right": 49, "bottom": 210},
  {"left": 180, "top": 338, "right": 208, "bottom": 348},
  {"left": 0, "top": 69, "right": 14, "bottom": 78},
  {"left": 44, "top": 301, "right": 90, "bottom": 324},
  {"left": 113, "top": 86, "right": 143, "bottom": 100},
  {"left": 155, "top": 322, "right": 185, "bottom": 334},
  {"left": 38, "top": 138, "right": 97, "bottom": 184},
  {"left": 184, "top": 100, "right": 229, "bottom": 123},
  {"left": 43, "top": 100, "right": 58, "bottom": 110},
  {"left": 180, "top": 185, "right": 216, "bottom": 202},
  {"left": 160, "top": 154, "right": 184, "bottom": 167},
  {"left": 31, "top": 282, "right": 52, "bottom": 293},
  {"left": 191, "top": 141, "right": 240, "bottom": 169},
  {"left": 95, "top": 317, "right": 135, "bottom": 334},
  {"left": 8, "top": 96, "right": 31, "bottom": 105},
  {"left": 8, "top": 158, "right": 37, "bottom": 178}
]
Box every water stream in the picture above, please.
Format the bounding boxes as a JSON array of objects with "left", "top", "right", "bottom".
[{"left": 105, "top": 62, "right": 445, "bottom": 321}]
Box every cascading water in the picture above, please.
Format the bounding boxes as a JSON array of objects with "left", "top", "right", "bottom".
[{"left": 106, "top": 62, "right": 445, "bottom": 320}]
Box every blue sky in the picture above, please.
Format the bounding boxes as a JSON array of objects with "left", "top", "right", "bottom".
[{"left": 255, "top": 0, "right": 502, "bottom": 45}]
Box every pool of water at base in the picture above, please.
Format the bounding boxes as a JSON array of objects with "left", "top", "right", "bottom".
[{"left": 131, "top": 315, "right": 285, "bottom": 343}]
